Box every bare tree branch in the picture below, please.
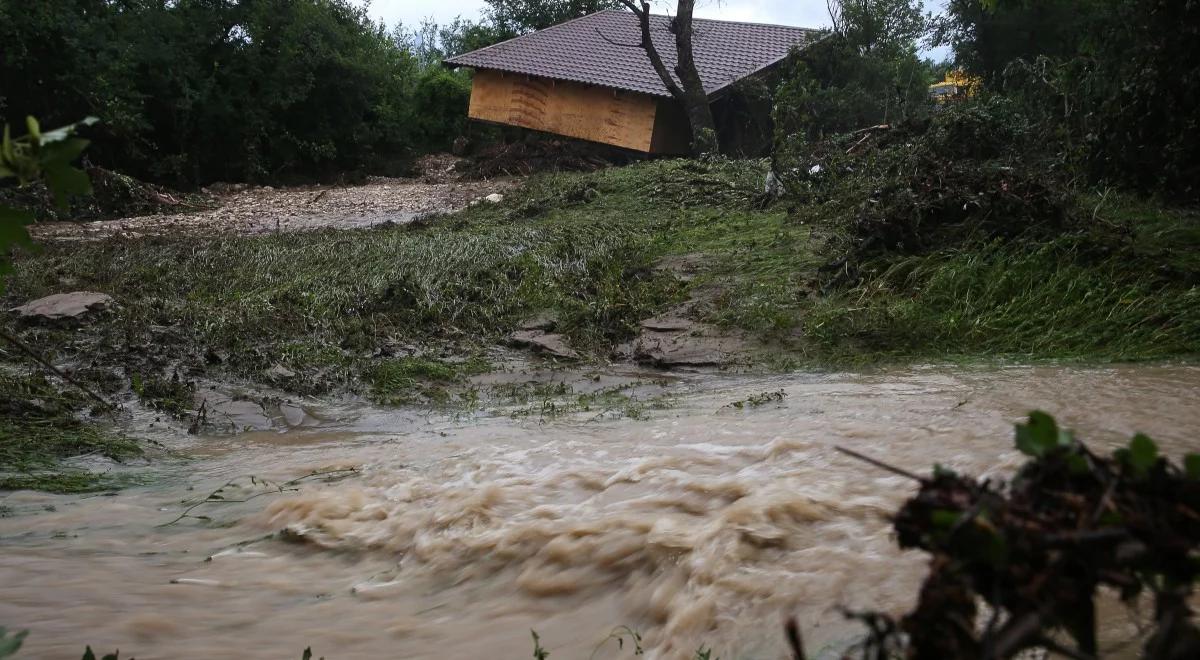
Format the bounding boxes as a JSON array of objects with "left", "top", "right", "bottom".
[
  {"left": 593, "top": 27, "right": 641, "bottom": 48},
  {"left": 616, "top": 0, "right": 687, "bottom": 100}
]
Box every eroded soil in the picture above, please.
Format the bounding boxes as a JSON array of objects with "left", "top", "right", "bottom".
[{"left": 30, "top": 155, "right": 518, "bottom": 240}]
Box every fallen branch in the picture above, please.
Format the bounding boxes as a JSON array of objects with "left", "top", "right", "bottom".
[
  {"left": 158, "top": 467, "right": 359, "bottom": 527},
  {"left": 846, "top": 124, "right": 891, "bottom": 155},
  {"left": 835, "top": 445, "right": 924, "bottom": 482},
  {"left": 0, "top": 329, "right": 112, "bottom": 410}
]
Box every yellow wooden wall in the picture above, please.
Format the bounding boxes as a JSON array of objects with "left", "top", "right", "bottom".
[{"left": 467, "top": 69, "right": 664, "bottom": 152}]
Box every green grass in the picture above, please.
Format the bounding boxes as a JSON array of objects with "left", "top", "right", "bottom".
[
  {"left": 803, "top": 195, "right": 1200, "bottom": 362},
  {"left": 131, "top": 372, "right": 195, "bottom": 417},
  {"left": 1, "top": 160, "right": 776, "bottom": 393},
  {"left": 368, "top": 356, "right": 490, "bottom": 405},
  {"left": 3, "top": 159, "right": 1197, "bottom": 408}
]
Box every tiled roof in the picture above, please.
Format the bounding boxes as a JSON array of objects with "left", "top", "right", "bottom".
[{"left": 445, "top": 9, "right": 821, "bottom": 99}]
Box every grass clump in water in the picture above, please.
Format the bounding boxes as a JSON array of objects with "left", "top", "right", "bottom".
[
  {"left": 131, "top": 371, "right": 195, "bottom": 417},
  {"left": 0, "top": 372, "right": 143, "bottom": 493},
  {"left": 368, "top": 356, "right": 489, "bottom": 406}
]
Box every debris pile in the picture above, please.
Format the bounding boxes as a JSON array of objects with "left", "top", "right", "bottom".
[
  {"left": 838, "top": 412, "right": 1200, "bottom": 659},
  {"left": 0, "top": 165, "right": 213, "bottom": 223}
]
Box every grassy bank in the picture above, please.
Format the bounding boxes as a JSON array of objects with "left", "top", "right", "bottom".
[
  {"left": 1, "top": 154, "right": 1197, "bottom": 490},
  {"left": 5, "top": 159, "right": 1198, "bottom": 384}
]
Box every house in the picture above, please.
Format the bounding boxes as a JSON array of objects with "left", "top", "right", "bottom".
[{"left": 444, "top": 9, "right": 820, "bottom": 154}]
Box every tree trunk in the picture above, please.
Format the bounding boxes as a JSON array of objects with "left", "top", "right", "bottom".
[
  {"left": 619, "top": 0, "right": 719, "bottom": 155},
  {"left": 669, "top": 1, "right": 718, "bottom": 155}
]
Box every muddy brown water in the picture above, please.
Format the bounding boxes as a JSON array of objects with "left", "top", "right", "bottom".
[{"left": 2, "top": 364, "right": 1197, "bottom": 659}]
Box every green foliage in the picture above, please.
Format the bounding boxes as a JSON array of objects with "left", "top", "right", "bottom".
[
  {"left": 1013, "top": 410, "right": 1071, "bottom": 457},
  {"left": 0, "top": 628, "right": 27, "bottom": 659},
  {"left": 936, "top": 0, "right": 1107, "bottom": 82},
  {"left": 940, "top": 0, "right": 1200, "bottom": 200},
  {"left": 773, "top": 0, "right": 932, "bottom": 151},
  {"left": 1186, "top": 454, "right": 1200, "bottom": 480},
  {"left": 531, "top": 629, "right": 549, "bottom": 660},
  {"left": 829, "top": 0, "right": 929, "bottom": 59},
  {"left": 0, "top": 115, "right": 95, "bottom": 289},
  {"left": 867, "top": 411, "right": 1200, "bottom": 658},
  {"left": 409, "top": 67, "right": 472, "bottom": 149},
  {"left": 486, "top": 0, "right": 620, "bottom": 34},
  {"left": 0, "top": 1, "right": 463, "bottom": 185}
]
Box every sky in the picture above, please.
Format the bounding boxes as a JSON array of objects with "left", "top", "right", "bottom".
[
  {"left": 365, "top": 1, "right": 949, "bottom": 58},
  {"left": 369, "top": 1, "right": 849, "bottom": 33}
]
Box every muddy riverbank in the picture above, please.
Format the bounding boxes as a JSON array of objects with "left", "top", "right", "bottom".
[{"left": 2, "top": 363, "right": 1196, "bottom": 659}]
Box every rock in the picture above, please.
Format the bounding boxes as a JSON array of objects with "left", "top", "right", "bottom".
[
  {"left": 11, "top": 291, "right": 114, "bottom": 321},
  {"left": 519, "top": 312, "right": 559, "bottom": 331},
  {"left": 279, "top": 402, "right": 312, "bottom": 427},
  {"left": 508, "top": 330, "right": 580, "bottom": 360},
  {"left": 484, "top": 193, "right": 505, "bottom": 204},
  {"left": 639, "top": 316, "right": 696, "bottom": 332},
  {"left": 266, "top": 364, "right": 296, "bottom": 380},
  {"left": 621, "top": 332, "right": 731, "bottom": 367},
  {"left": 617, "top": 318, "right": 752, "bottom": 368}
]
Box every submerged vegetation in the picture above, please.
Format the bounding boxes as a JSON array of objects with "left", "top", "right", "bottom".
[{"left": 0, "top": 372, "right": 141, "bottom": 493}]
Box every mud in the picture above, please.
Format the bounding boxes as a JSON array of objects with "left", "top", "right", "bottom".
[{"left": 1, "top": 364, "right": 1197, "bottom": 659}]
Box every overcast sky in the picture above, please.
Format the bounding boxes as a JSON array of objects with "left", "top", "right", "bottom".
[
  {"left": 369, "top": 1, "right": 850, "bottom": 32},
  {"left": 366, "top": 1, "right": 948, "bottom": 57}
]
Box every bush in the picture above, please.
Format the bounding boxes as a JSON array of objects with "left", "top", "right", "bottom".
[
  {"left": 941, "top": 0, "right": 1200, "bottom": 201},
  {"left": 410, "top": 67, "right": 472, "bottom": 150}
]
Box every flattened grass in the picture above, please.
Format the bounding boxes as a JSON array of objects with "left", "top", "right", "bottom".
[{"left": 0, "top": 373, "right": 143, "bottom": 493}]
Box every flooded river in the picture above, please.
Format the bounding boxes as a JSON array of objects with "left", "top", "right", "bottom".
[{"left": 2, "top": 364, "right": 1197, "bottom": 659}]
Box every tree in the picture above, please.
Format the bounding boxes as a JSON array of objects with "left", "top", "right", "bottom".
[
  {"left": 486, "top": 0, "right": 620, "bottom": 33},
  {"left": 938, "top": 0, "right": 1200, "bottom": 200},
  {"left": 828, "top": 0, "right": 927, "bottom": 58},
  {"left": 773, "top": 0, "right": 931, "bottom": 146},
  {"left": 616, "top": 1, "right": 718, "bottom": 155},
  {"left": 935, "top": 0, "right": 1106, "bottom": 83}
]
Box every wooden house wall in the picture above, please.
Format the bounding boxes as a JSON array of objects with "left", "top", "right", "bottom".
[{"left": 467, "top": 69, "right": 687, "bottom": 154}]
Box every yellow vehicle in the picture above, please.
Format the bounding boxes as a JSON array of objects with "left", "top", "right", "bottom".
[{"left": 929, "top": 70, "right": 980, "bottom": 103}]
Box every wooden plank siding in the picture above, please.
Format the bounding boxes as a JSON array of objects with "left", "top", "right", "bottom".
[{"left": 467, "top": 69, "right": 686, "bottom": 154}]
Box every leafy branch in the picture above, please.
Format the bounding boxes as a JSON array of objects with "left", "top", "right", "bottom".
[
  {"left": 836, "top": 411, "right": 1200, "bottom": 659},
  {"left": 0, "top": 116, "right": 97, "bottom": 283}
]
